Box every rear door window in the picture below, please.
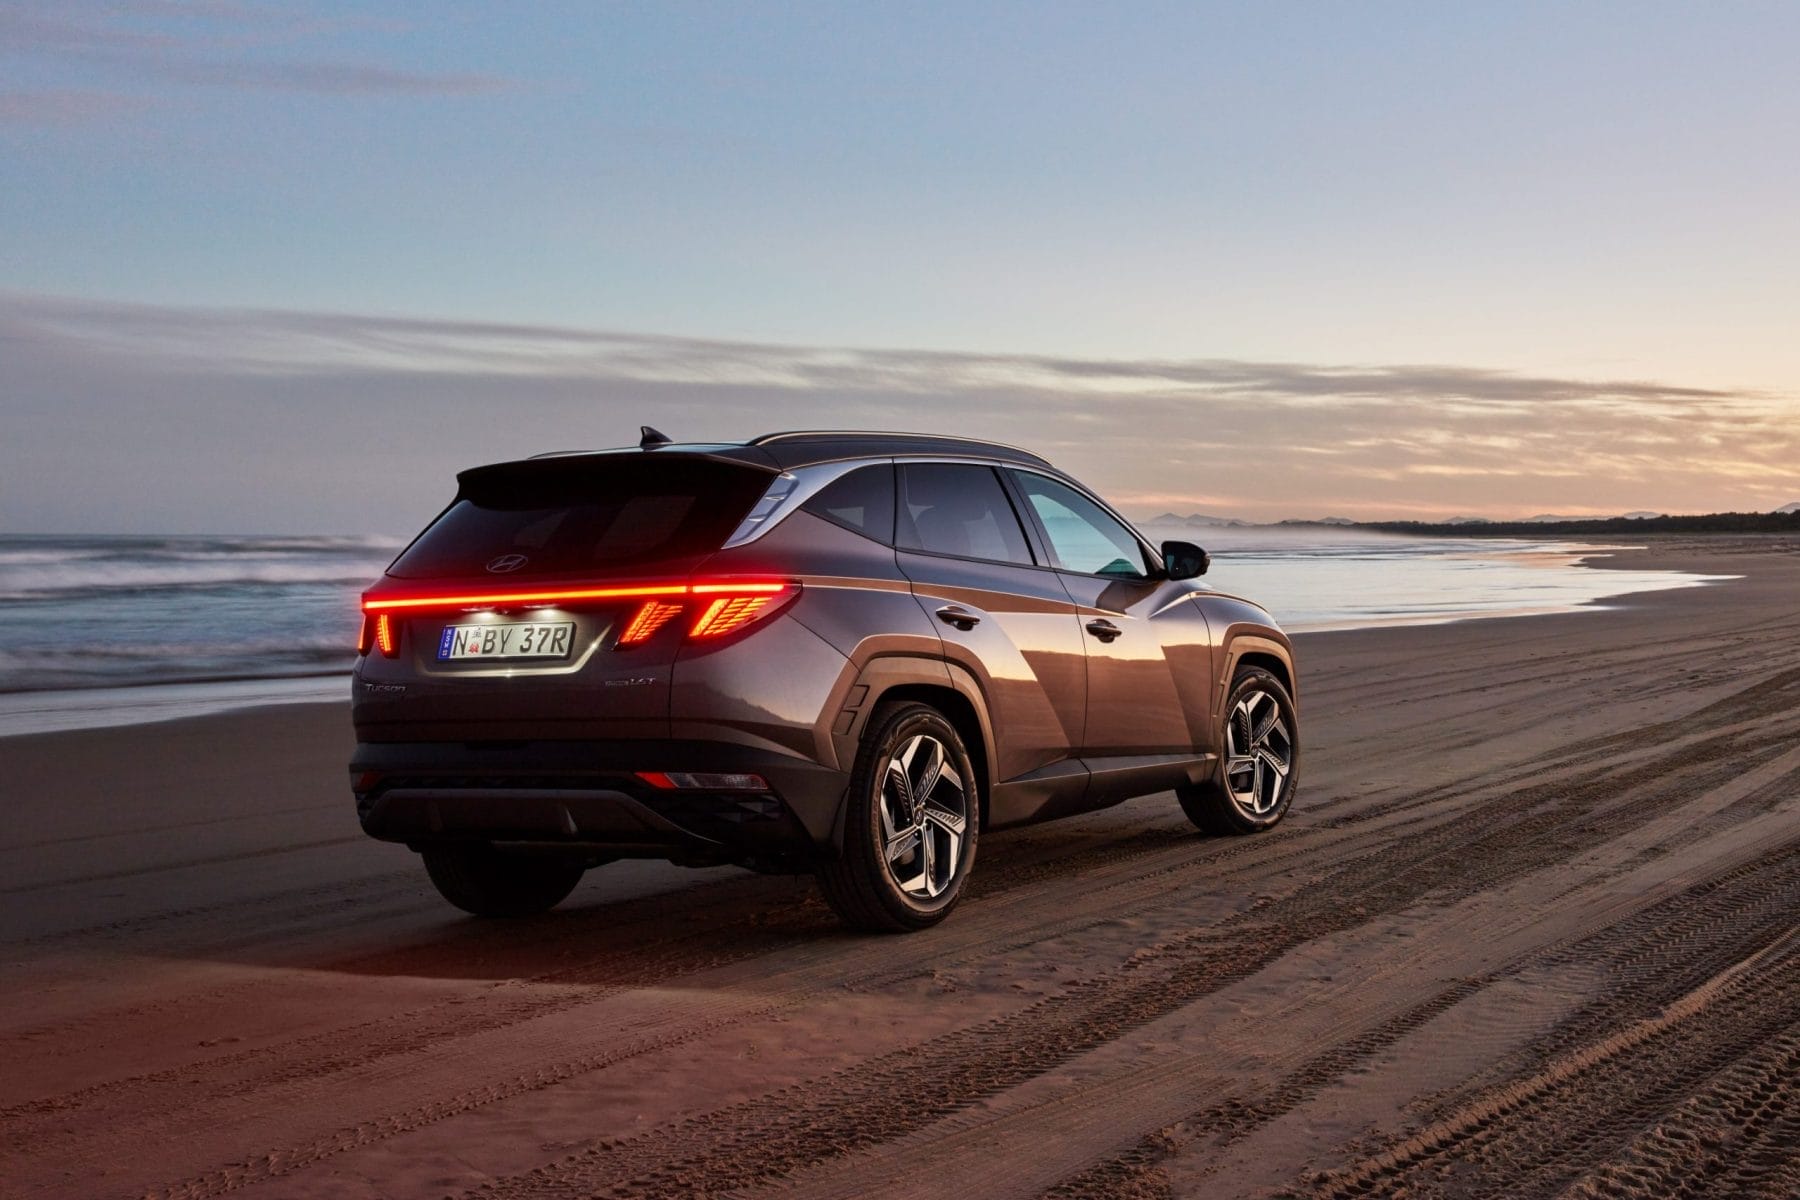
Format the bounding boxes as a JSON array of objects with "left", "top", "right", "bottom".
[
  {"left": 389, "top": 458, "right": 773, "bottom": 579},
  {"left": 896, "top": 464, "right": 1035, "bottom": 566}
]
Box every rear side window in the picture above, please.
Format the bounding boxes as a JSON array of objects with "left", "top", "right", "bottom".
[
  {"left": 801, "top": 464, "right": 895, "bottom": 543},
  {"left": 897, "top": 464, "right": 1035, "bottom": 566},
  {"left": 389, "top": 458, "right": 773, "bottom": 579}
]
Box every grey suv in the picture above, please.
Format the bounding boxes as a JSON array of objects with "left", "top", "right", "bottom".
[{"left": 351, "top": 430, "right": 1298, "bottom": 930}]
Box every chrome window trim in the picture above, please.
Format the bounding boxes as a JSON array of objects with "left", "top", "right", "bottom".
[
  {"left": 719, "top": 459, "right": 893, "bottom": 548},
  {"left": 718, "top": 454, "right": 1160, "bottom": 574}
]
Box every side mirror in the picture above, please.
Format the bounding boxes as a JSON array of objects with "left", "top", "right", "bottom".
[{"left": 1162, "top": 540, "right": 1209, "bottom": 580}]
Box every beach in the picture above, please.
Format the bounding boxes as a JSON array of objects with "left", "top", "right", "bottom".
[{"left": 2, "top": 534, "right": 1796, "bottom": 1198}]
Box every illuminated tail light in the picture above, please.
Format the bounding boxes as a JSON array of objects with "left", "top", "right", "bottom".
[
  {"left": 614, "top": 582, "right": 796, "bottom": 646},
  {"left": 617, "top": 600, "right": 684, "bottom": 646},
  {"left": 356, "top": 612, "right": 398, "bottom": 657},
  {"left": 359, "top": 579, "right": 797, "bottom": 650},
  {"left": 689, "top": 594, "right": 777, "bottom": 638},
  {"left": 374, "top": 612, "right": 397, "bottom": 657}
]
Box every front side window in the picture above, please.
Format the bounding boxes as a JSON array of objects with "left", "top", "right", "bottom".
[
  {"left": 1010, "top": 472, "right": 1151, "bottom": 579},
  {"left": 897, "top": 464, "right": 1035, "bottom": 566}
]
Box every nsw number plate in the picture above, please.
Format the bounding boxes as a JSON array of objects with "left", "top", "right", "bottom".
[{"left": 437, "top": 621, "right": 575, "bottom": 661}]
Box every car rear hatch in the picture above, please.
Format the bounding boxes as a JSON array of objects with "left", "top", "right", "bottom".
[{"left": 354, "top": 453, "right": 785, "bottom": 740}]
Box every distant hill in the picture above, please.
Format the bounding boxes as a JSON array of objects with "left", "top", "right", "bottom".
[
  {"left": 1516, "top": 511, "right": 1661, "bottom": 522},
  {"left": 1369, "top": 511, "right": 1800, "bottom": 537},
  {"left": 1145, "top": 512, "right": 1253, "bottom": 527},
  {"left": 1142, "top": 504, "right": 1800, "bottom": 530}
]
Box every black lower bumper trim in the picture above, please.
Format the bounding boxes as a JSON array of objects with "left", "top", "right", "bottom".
[{"left": 351, "top": 739, "right": 846, "bottom": 857}]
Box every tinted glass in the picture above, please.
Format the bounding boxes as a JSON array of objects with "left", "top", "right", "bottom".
[
  {"left": 1012, "top": 472, "right": 1151, "bottom": 578},
  {"left": 801, "top": 464, "right": 895, "bottom": 543},
  {"left": 390, "top": 458, "right": 771, "bottom": 579},
  {"left": 897, "top": 464, "right": 1034, "bottom": 565}
]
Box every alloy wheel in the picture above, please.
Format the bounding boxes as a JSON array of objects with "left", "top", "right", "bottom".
[
  {"left": 878, "top": 733, "right": 969, "bottom": 899},
  {"left": 1224, "top": 690, "right": 1293, "bottom": 816}
]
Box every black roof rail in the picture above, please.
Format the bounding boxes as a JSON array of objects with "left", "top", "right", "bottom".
[{"left": 748, "top": 430, "right": 1052, "bottom": 466}]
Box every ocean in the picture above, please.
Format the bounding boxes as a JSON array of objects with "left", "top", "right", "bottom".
[
  {"left": 0, "top": 534, "right": 400, "bottom": 693},
  {"left": 0, "top": 530, "right": 1727, "bottom": 735}
]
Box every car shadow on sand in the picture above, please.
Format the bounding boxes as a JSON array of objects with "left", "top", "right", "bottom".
[{"left": 202, "top": 807, "right": 1204, "bottom": 985}]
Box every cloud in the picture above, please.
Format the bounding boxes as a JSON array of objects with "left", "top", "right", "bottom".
[
  {"left": 151, "top": 58, "right": 507, "bottom": 96},
  {"left": 1, "top": 291, "right": 1794, "bottom": 532},
  {"left": 0, "top": 87, "right": 139, "bottom": 123},
  {"left": 0, "top": 3, "right": 512, "bottom": 99},
  {"left": 0, "top": 8, "right": 176, "bottom": 54},
  {"left": 0, "top": 292, "right": 1756, "bottom": 410}
]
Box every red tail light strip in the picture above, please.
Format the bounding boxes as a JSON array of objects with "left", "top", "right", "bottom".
[
  {"left": 360, "top": 580, "right": 798, "bottom": 654},
  {"left": 690, "top": 582, "right": 787, "bottom": 595}
]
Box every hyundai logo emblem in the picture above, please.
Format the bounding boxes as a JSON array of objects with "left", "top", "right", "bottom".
[{"left": 485, "top": 553, "right": 530, "bottom": 573}]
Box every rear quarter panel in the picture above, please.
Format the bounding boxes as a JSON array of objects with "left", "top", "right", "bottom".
[{"left": 683, "top": 512, "right": 945, "bottom": 772}]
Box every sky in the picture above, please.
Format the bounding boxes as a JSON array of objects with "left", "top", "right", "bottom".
[{"left": 2, "top": 1, "right": 1796, "bottom": 534}]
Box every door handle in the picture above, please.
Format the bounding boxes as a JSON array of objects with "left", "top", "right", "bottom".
[
  {"left": 1085, "top": 618, "right": 1122, "bottom": 643},
  {"left": 935, "top": 606, "right": 981, "bottom": 631}
]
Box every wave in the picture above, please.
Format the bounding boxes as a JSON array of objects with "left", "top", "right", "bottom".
[
  {"left": 0, "top": 534, "right": 400, "bottom": 599},
  {"left": 0, "top": 549, "right": 115, "bottom": 567},
  {"left": 0, "top": 535, "right": 390, "bottom": 692},
  {"left": 0, "top": 559, "right": 387, "bottom": 599},
  {"left": 0, "top": 638, "right": 356, "bottom": 693}
]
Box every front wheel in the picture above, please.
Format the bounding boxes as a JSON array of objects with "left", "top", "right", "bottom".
[
  {"left": 421, "top": 844, "right": 587, "bottom": 917},
  {"left": 817, "top": 701, "right": 979, "bottom": 932},
  {"left": 1179, "top": 665, "right": 1299, "bottom": 835}
]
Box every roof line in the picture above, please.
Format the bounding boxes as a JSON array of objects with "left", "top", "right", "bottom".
[{"left": 748, "top": 429, "right": 1050, "bottom": 463}]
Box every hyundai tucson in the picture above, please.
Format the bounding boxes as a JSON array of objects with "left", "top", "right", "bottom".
[{"left": 351, "top": 429, "right": 1298, "bottom": 931}]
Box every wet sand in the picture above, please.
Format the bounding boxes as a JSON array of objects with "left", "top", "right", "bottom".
[{"left": 2, "top": 535, "right": 1797, "bottom": 1199}]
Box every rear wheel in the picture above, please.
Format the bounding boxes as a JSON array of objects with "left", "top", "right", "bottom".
[
  {"left": 817, "top": 701, "right": 979, "bottom": 932},
  {"left": 421, "top": 844, "right": 586, "bottom": 917},
  {"left": 1179, "top": 665, "right": 1298, "bottom": 835}
]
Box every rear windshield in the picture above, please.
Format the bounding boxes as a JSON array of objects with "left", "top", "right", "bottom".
[{"left": 388, "top": 457, "right": 773, "bottom": 580}]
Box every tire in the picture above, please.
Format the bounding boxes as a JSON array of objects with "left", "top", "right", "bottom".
[
  {"left": 421, "top": 844, "right": 586, "bottom": 917},
  {"left": 1179, "top": 665, "right": 1299, "bottom": 835},
  {"left": 817, "top": 701, "right": 980, "bottom": 932}
]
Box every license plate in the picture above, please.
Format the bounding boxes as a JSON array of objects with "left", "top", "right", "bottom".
[{"left": 437, "top": 621, "right": 575, "bottom": 661}]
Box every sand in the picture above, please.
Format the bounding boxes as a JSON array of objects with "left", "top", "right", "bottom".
[{"left": 2, "top": 535, "right": 1796, "bottom": 1199}]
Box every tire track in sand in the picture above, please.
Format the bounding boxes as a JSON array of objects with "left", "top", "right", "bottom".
[
  {"left": 448, "top": 713, "right": 1788, "bottom": 1199},
  {"left": 1038, "top": 834, "right": 1800, "bottom": 1198}
]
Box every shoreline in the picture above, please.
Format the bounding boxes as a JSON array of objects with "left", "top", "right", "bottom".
[
  {"left": 0, "top": 532, "right": 1765, "bottom": 738},
  {"left": 0, "top": 674, "right": 349, "bottom": 738}
]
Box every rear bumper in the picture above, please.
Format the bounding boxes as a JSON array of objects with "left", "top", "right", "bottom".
[{"left": 350, "top": 739, "right": 848, "bottom": 863}]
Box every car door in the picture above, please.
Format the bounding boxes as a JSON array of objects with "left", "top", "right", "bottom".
[
  {"left": 893, "top": 462, "right": 1088, "bottom": 818},
  {"left": 1004, "top": 469, "right": 1212, "bottom": 771}
]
